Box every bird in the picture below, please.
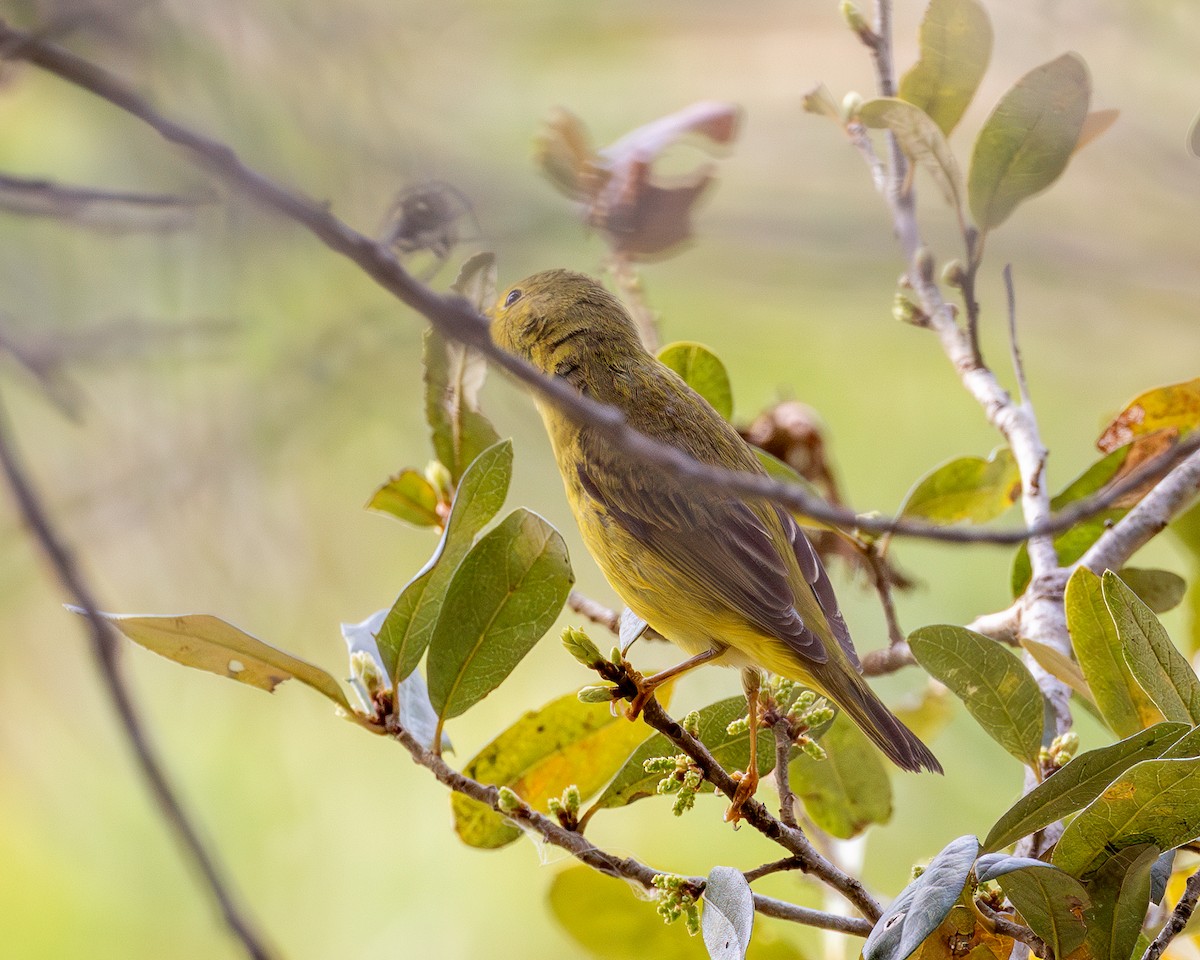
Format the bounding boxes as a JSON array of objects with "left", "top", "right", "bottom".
[{"left": 489, "top": 269, "right": 941, "bottom": 818}]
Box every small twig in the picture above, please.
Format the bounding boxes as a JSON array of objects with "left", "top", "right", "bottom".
[
  {"left": 567, "top": 591, "right": 620, "bottom": 633},
  {"left": 386, "top": 715, "right": 872, "bottom": 936},
  {"left": 1003, "top": 265, "right": 1031, "bottom": 409},
  {"left": 0, "top": 171, "right": 214, "bottom": 230},
  {"left": 863, "top": 543, "right": 905, "bottom": 647},
  {"left": 773, "top": 719, "right": 799, "bottom": 829},
  {"left": 976, "top": 901, "right": 1048, "bottom": 957},
  {"left": 0, "top": 392, "right": 277, "bottom": 960},
  {"left": 860, "top": 641, "right": 916, "bottom": 676},
  {"left": 744, "top": 856, "right": 806, "bottom": 884},
  {"left": 1144, "top": 864, "right": 1200, "bottom": 960}
]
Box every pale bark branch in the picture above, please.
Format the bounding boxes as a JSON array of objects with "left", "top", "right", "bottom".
[{"left": 1142, "top": 865, "right": 1200, "bottom": 960}]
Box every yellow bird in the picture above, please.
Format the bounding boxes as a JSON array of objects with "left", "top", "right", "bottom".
[{"left": 490, "top": 270, "right": 941, "bottom": 815}]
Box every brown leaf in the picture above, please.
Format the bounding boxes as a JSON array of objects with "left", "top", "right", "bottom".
[{"left": 1097, "top": 378, "right": 1200, "bottom": 453}]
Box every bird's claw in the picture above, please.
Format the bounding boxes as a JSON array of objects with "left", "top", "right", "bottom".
[{"left": 724, "top": 769, "right": 759, "bottom": 825}]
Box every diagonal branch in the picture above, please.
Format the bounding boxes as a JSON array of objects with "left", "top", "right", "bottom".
[
  {"left": 1142, "top": 865, "right": 1200, "bottom": 960},
  {"left": 2, "top": 19, "right": 1195, "bottom": 550},
  {"left": 0, "top": 392, "right": 277, "bottom": 960}
]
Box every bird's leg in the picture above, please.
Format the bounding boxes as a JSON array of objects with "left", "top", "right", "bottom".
[
  {"left": 624, "top": 647, "right": 722, "bottom": 720},
  {"left": 725, "top": 668, "right": 763, "bottom": 824}
]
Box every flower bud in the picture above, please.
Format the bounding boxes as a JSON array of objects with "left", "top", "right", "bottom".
[{"left": 561, "top": 626, "right": 603, "bottom": 668}]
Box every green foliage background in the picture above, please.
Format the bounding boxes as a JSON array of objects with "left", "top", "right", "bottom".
[{"left": 0, "top": 0, "right": 1198, "bottom": 957}]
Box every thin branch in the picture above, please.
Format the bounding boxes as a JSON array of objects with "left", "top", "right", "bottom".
[
  {"left": 567, "top": 591, "right": 620, "bottom": 633},
  {"left": 1143, "top": 866, "right": 1200, "bottom": 960},
  {"left": 640, "top": 698, "right": 882, "bottom": 921},
  {"left": 863, "top": 544, "right": 905, "bottom": 647},
  {"left": 860, "top": 641, "right": 916, "bottom": 676},
  {"left": 385, "top": 715, "right": 872, "bottom": 936},
  {"left": 976, "top": 901, "right": 1049, "bottom": 957},
  {"left": 1, "top": 20, "right": 1191, "bottom": 548},
  {"left": 1003, "top": 265, "right": 1031, "bottom": 409},
  {"left": 1079, "top": 447, "right": 1200, "bottom": 574},
  {"left": 773, "top": 720, "right": 799, "bottom": 830},
  {"left": 743, "top": 856, "right": 805, "bottom": 884},
  {"left": 0, "top": 171, "right": 214, "bottom": 230},
  {"left": 0, "top": 392, "right": 277, "bottom": 960}
]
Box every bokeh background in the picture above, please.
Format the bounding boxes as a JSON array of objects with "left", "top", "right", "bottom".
[{"left": 1, "top": 0, "right": 1198, "bottom": 957}]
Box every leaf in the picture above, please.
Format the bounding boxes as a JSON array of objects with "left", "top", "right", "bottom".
[
  {"left": 377, "top": 439, "right": 513, "bottom": 683},
  {"left": 1117, "top": 568, "right": 1187, "bottom": 614},
  {"left": 802, "top": 83, "right": 842, "bottom": 120},
  {"left": 1098, "top": 378, "right": 1200, "bottom": 453},
  {"left": 1020, "top": 638, "right": 1097, "bottom": 708},
  {"left": 424, "top": 258, "right": 501, "bottom": 484},
  {"left": 909, "top": 625, "right": 1043, "bottom": 767},
  {"left": 702, "top": 867, "right": 754, "bottom": 960},
  {"left": 535, "top": 108, "right": 600, "bottom": 200},
  {"left": 1052, "top": 756, "right": 1200, "bottom": 876},
  {"left": 89, "top": 610, "right": 354, "bottom": 714},
  {"left": 897, "top": 0, "right": 993, "bottom": 135},
  {"left": 1103, "top": 571, "right": 1200, "bottom": 724},
  {"left": 365, "top": 468, "right": 440, "bottom": 527},
  {"left": 967, "top": 53, "right": 1091, "bottom": 231},
  {"left": 862, "top": 835, "right": 980, "bottom": 960},
  {"left": 906, "top": 903, "right": 1013, "bottom": 960},
  {"left": 789, "top": 712, "right": 892, "bottom": 839},
  {"left": 451, "top": 684, "right": 668, "bottom": 849},
  {"left": 427, "top": 508, "right": 574, "bottom": 723},
  {"left": 657, "top": 341, "right": 734, "bottom": 421},
  {"left": 1084, "top": 844, "right": 1159, "bottom": 960},
  {"left": 1066, "top": 568, "right": 1165, "bottom": 737},
  {"left": 1073, "top": 109, "right": 1119, "bottom": 155},
  {"left": 592, "top": 697, "right": 774, "bottom": 812},
  {"left": 897, "top": 449, "right": 1019, "bottom": 525},
  {"left": 859, "top": 98, "right": 964, "bottom": 210},
  {"left": 982, "top": 722, "right": 1190, "bottom": 853},
  {"left": 980, "top": 859, "right": 1089, "bottom": 958}
]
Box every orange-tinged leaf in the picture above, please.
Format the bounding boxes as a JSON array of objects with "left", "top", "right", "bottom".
[
  {"left": 1074, "top": 109, "right": 1119, "bottom": 155},
  {"left": 1097, "top": 378, "right": 1200, "bottom": 453}
]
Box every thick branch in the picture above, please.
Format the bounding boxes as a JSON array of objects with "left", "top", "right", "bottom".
[
  {"left": 0, "top": 20, "right": 1191, "bottom": 548},
  {"left": 0, "top": 395, "right": 277, "bottom": 960}
]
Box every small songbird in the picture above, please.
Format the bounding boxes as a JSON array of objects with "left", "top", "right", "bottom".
[{"left": 489, "top": 269, "right": 941, "bottom": 816}]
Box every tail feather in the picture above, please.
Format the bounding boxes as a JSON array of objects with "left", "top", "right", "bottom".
[{"left": 821, "top": 669, "right": 942, "bottom": 774}]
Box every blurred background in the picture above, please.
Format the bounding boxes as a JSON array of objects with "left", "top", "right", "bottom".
[{"left": 0, "top": 0, "right": 1198, "bottom": 957}]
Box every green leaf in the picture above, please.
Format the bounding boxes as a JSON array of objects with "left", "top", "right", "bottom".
[
  {"left": 1097, "top": 378, "right": 1200, "bottom": 452},
  {"left": 451, "top": 684, "right": 666, "bottom": 849},
  {"left": 424, "top": 257, "right": 500, "bottom": 483},
  {"left": 702, "top": 866, "right": 754, "bottom": 960},
  {"left": 859, "top": 98, "right": 964, "bottom": 210},
  {"left": 1067, "top": 568, "right": 1165, "bottom": 737},
  {"left": 982, "top": 722, "right": 1190, "bottom": 853},
  {"left": 909, "top": 625, "right": 1043, "bottom": 767},
  {"left": 897, "top": 0, "right": 993, "bottom": 136},
  {"left": 427, "top": 508, "right": 574, "bottom": 723},
  {"left": 377, "top": 439, "right": 513, "bottom": 683},
  {"left": 1020, "top": 638, "right": 1097, "bottom": 709},
  {"left": 88, "top": 610, "right": 355, "bottom": 714},
  {"left": 789, "top": 712, "right": 892, "bottom": 839},
  {"left": 657, "top": 341, "right": 734, "bottom": 421},
  {"left": 591, "top": 697, "right": 774, "bottom": 812},
  {"left": 863, "top": 835, "right": 980, "bottom": 960},
  {"left": 975, "top": 856, "right": 1090, "bottom": 957},
  {"left": 1103, "top": 571, "right": 1200, "bottom": 724},
  {"left": 1117, "top": 568, "right": 1188, "bottom": 614},
  {"left": 967, "top": 53, "right": 1091, "bottom": 231},
  {"left": 897, "top": 448, "right": 1019, "bottom": 525},
  {"left": 365, "top": 468, "right": 440, "bottom": 527},
  {"left": 1084, "top": 844, "right": 1159, "bottom": 960},
  {"left": 1052, "top": 756, "right": 1200, "bottom": 876}
]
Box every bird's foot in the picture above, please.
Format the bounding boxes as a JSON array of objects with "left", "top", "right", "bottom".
[
  {"left": 623, "top": 668, "right": 658, "bottom": 721},
  {"left": 724, "top": 768, "right": 759, "bottom": 825}
]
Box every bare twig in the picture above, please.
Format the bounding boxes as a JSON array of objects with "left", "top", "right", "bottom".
[
  {"left": 1, "top": 20, "right": 1191, "bottom": 548},
  {"left": 567, "top": 591, "right": 620, "bottom": 633},
  {"left": 1143, "top": 866, "right": 1200, "bottom": 960},
  {"left": 744, "top": 856, "right": 805, "bottom": 884},
  {"left": 0, "top": 393, "right": 277, "bottom": 960},
  {"left": 860, "top": 641, "right": 916, "bottom": 676},
  {"left": 1003, "top": 265, "right": 1031, "bottom": 409},
  {"left": 0, "top": 172, "right": 214, "bottom": 230},
  {"left": 385, "top": 715, "right": 873, "bottom": 936},
  {"left": 976, "top": 901, "right": 1049, "bottom": 957}
]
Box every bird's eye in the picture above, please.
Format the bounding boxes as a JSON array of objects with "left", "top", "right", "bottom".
[{"left": 504, "top": 288, "right": 523, "bottom": 307}]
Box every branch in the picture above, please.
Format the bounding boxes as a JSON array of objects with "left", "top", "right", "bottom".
[
  {"left": 0, "top": 393, "right": 277, "bottom": 960},
  {"left": 773, "top": 719, "right": 799, "bottom": 829},
  {"left": 385, "top": 716, "right": 872, "bottom": 936},
  {"left": 1079, "top": 447, "right": 1200, "bottom": 574},
  {"left": 0, "top": 171, "right": 213, "bottom": 230},
  {"left": 1, "top": 19, "right": 1191, "bottom": 548},
  {"left": 567, "top": 591, "right": 620, "bottom": 633},
  {"left": 1142, "top": 865, "right": 1200, "bottom": 960}
]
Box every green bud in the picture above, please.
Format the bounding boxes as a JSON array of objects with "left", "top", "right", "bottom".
[
  {"left": 564, "top": 784, "right": 582, "bottom": 815},
  {"left": 578, "top": 684, "right": 618, "bottom": 704},
  {"left": 643, "top": 755, "right": 681, "bottom": 774},
  {"left": 726, "top": 716, "right": 750, "bottom": 736},
  {"left": 424, "top": 460, "right": 454, "bottom": 502},
  {"left": 562, "top": 626, "right": 603, "bottom": 668},
  {"left": 802, "top": 738, "right": 827, "bottom": 761},
  {"left": 496, "top": 786, "right": 523, "bottom": 814},
  {"left": 892, "top": 293, "right": 920, "bottom": 325},
  {"left": 682, "top": 711, "right": 701, "bottom": 737},
  {"left": 840, "top": 0, "right": 874, "bottom": 43},
  {"left": 684, "top": 904, "right": 701, "bottom": 937},
  {"left": 349, "top": 650, "right": 387, "bottom": 699},
  {"left": 842, "top": 91, "right": 863, "bottom": 121},
  {"left": 547, "top": 796, "right": 563, "bottom": 816},
  {"left": 609, "top": 646, "right": 623, "bottom": 665},
  {"left": 942, "top": 258, "right": 966, "bottom": 289}
]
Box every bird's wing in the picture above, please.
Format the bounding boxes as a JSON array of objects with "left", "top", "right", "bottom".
[{"left": 576, "top": 457, "right": 837, "bottom": 666}]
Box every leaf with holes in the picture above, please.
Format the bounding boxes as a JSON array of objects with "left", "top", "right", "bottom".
[
  {"left": 658, "top": 341, "right": 733, "bottom": 421},
  {"left": 909, "top": 625, "right": 1043, "bottom": 767},
  {"left": 968, "top": 53, "right": 1090, "bottom": 231},
  {"left": 898, "top": 0, "right": 993, "bottom": 135}
]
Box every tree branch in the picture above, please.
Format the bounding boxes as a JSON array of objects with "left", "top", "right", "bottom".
[
  {"left": 1142, "top": 865, "right": 1200, "bottom": 960},
  {"left": 0, "top": 393, "right": 277, "bottom": 960},
  {"left": 1, "top": 19, "right": 1192, "bottom": 549}
]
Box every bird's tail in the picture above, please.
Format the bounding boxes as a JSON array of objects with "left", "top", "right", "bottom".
[{"left": 814, "top": 666, "right": 943, "bottom": 774}]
